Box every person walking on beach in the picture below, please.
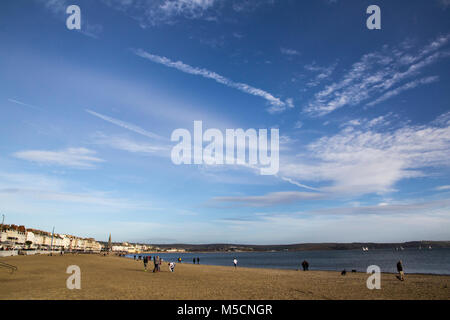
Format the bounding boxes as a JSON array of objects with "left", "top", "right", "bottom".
[
  {"left": 169, "top": 262, "right": 175, "bottom": 272},
  {"left": 233, "top": 258, "right": 238, "bottom": 268},
  {"left": 153, "top": 255, "right": 158, "bottom": 273},
  {"left": 143, "top": 256, "right": 148, "bottom": 272},
  {"left": 158, "top": 256, "right": 162, "bottom": 272},
  {"left": 397, "top": 260, "right": 405, "bottom": 281},
  {"left": 301, "top": 260, "right": 309, "bottom": 271},
  {"left": 197, "top": 257, "right": 200, "bottom": 265},
  {"left": 193, "top": 257, "right": 196, "bottom": 264}
]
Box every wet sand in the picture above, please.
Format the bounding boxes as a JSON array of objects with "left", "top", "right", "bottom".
[{"left": 0, "top": 254, "right": 448, "bottom": 300}]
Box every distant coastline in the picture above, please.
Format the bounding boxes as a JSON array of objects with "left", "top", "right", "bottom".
[{"left": 103, "top": 240, "right": 450, "bottom": 253}]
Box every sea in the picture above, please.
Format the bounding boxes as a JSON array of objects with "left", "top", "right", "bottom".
[{"left": 126, "top": 248, "right": 450, "bottom": 275}]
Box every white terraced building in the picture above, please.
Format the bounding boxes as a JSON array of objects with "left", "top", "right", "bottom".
[{"left": 0, "top": 224, "right": 103, "bottom": 252}]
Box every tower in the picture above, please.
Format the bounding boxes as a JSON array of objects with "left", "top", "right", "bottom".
[{"left": 108, "top": 233, "right": 112, "bottom": 252}]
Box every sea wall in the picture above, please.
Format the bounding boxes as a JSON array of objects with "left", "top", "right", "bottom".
[{"left": 0, "top": 250, "right": 18, "bottom": 257}]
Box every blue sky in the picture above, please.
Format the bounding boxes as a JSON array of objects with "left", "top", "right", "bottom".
[{"left": 0, "top": 0, "right": 449, "bottom": 244}]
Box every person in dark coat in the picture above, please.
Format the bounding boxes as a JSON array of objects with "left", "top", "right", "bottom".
[
  {"left": 301, "top": 260, "right": 309, "bottom": 271},
  {"left": 143, "top": 256, "right": 148, "bottom": 271},
  {"left": 197, "top": 257, "right": 200, "bottom": 264},
  {"left": 153, "top": 255, "right": 158, "bottom": 272},
  {"left": 397, "top": 260, "right": 405, "bottom": 281}
]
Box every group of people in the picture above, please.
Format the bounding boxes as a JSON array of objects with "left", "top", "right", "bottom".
[
  {"left": 132, "top": 255, "right": 177, "bottom": 273},
  {"left": 139, "top": 255, "right": 205, "bottom": 272},
  {"left": 139, "top": 255, "right": 166, "bottom": 273},
  {"left": 152, "top": 256, "right": 164, "bottom": 272},
  {"left": 298, "top": 258, "right": 406, "bottom": 281},
  {"left": 176, "top": 256, "right": 201, "bottom": 265},
  {"left": 135, "top": 254, "right": 406, "bottom": 280}
]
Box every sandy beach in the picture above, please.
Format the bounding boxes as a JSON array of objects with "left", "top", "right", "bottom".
[{"left": 0, "top": 254, "right": 448, "bottom": 300}]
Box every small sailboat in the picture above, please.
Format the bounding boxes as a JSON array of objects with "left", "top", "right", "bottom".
[
  {"left": 362, "top": 247, "right": 369, "bottom": 251},
  {"left": 429, "top": 245, "right": 432, "bottom": 250},
  {"left": 400, "top": 246, "right": 404, "bottom": 251}
]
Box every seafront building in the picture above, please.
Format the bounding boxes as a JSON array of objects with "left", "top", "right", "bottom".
[
  {"left": 0, "top": 224, "right": 102, "bottom": 252},
  {"left": 1, "top": 224, "right": 185, "bottom": 254},
  {"left": 111, "top": 242, "right": 146, "bottom": 253},
  {"left": 111, "top": 242, "right": 159, "bottom": 254}
]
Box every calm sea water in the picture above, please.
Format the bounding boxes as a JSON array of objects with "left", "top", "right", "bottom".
[{"left": 126, "top": 248, "right": 450, "bottom": 275}]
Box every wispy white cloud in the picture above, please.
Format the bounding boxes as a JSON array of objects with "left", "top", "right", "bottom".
[
  {"left": 305, "top": 34, "right": 450, "bottom": 116},
  {"left": 294, "top": 121, "right": 303, "bottom": 129},
  {"left": 212, "top": 190, "right": 324, "bottom": 207},
  {"left": 0, "top": 172, "right": 154, "bottom": 210},
  {"left": 102, "top": 0, "right": 219, "bottom": 26},
  {"left": 304, "top": 61, "right": 337, "bottom": 87},
  {"left": 36, "top": 0, "right": 68, "bottom": 15},
  {"left": 280, "top": 112, "right": 450, "bottom": 195},
  {"left": 13, "top": 148, "right": 104, "bottom": 169},
  {"left": 0, "top": 188, "right": 147, "bottom": 208},
  {"left": 232, "top": 0, "right": 274, "bottom": 12},
  {"left": 436, "top": 185, "right": 450, "bottom": 191},
  {"left": 433, "top": 111, "right": 450, "bottom": 126},
  {"left": 307, "top": 198, "right": 450, "bottom": 216},
  {"left": 132, "top": 49, "right": 291, "bottom": 113},
  {"left": 0, "top": 172, "right": 64, "bottom": 191},
  {"left": 280, "top": 47, "right": 300, "bottom": 56},
  {"left": 285, "top": 98, "right": 295, "bottom": 108},
  {"left": 339, "top": 113, "right": 393, "bottom": 129},
  {"left": 437, "top": 0, "right": 450, "bottom": 9},
  {"left": 367, "top": 76, "right": 439, "bottom": 107},
  {"left": 216, "top": 199, "right": 450, "bottom": 242},
  {"left": 81, "top": 23, "right": 104, "bottom": 39},
  {"left": 220, "top": 198, "right": 450, "bottom": 217},
  {"left": 86, "top": 109, "right": 165, "bottom": 140},
  {"left": 160, "top": 0, "right": 217, "bottom": 18}
]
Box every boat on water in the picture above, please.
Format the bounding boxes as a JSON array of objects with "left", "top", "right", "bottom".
[{"left": 362, "top": 247, "right": 369, "bottom": 251}]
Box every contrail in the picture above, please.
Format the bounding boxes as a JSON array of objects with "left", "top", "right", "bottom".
[
  {"left": 8, "top": 98, "right": 43, "bottom": 111},
  {"left": 279, "top": 176, "right": 320, "bottom": 191},
  {"left": 132, "top": 48, "right": 292, "bottom": 113},
  {"left": 86, "top": 109, "right": 165, "bottom": 141}
]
